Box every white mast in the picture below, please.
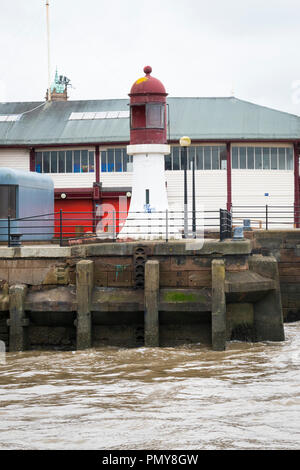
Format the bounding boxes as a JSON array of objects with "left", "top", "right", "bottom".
[{"left": 46, "top": 1, "right": 51, "bottom": 101}]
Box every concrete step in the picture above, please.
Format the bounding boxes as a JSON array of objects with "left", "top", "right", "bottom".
[{"left": 225, "top": 271, "right": 276, "bottom": 294}]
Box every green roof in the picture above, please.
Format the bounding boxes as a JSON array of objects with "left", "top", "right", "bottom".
[{"left": 0, "top": 97, "right": 299, "bottom": 146}]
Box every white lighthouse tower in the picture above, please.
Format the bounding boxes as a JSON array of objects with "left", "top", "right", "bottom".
[{"left": 119, "top": 66, "right": 178, "bottom": 240}]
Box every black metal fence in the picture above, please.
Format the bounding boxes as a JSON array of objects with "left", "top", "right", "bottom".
[
  {"left": 1, "top": 205, "right": 299, "bottom": 247},
  {"left": 231, "top": 205, "right": 300, "bottom": 230},
  {"left": 220, "top": 209, "right": 232, "bottom": 241}
]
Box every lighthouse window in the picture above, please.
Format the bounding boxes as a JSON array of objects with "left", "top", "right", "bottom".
[
  {"left": 146, "top": 104, "right": 164, "bottom": 128},
  {"left": 131, "top": 105, "right": 146, "bottom": 128}
]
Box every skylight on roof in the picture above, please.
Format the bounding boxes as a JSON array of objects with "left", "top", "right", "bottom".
[
  {"left": 0, "top": 114, "right": 21, "bottom": 122},
  {"left": 69, "top": 110, "right": 129, "bottom": 121}
]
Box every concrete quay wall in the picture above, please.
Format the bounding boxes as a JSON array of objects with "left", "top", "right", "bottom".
[
  {"left": 0, "top": 238, "right": 286, "bottom": 351},
  {"left": 244, "top": 231, "right": 300, "bottom": 322}
]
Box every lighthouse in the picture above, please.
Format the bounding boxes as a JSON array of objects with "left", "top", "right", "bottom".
[{"left": 119, "top": 66, "right": 178, "bottom": 239}]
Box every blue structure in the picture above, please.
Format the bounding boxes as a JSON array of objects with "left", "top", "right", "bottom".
[{"left": 0, "top": 168, "right": 54, "bottom": 241}]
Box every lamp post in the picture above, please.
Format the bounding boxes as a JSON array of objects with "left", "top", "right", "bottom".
[
  {"left": 180, "top": 136, "right": 191, "bottom": 238},
  {"left": 192, "top": 155, "right": 196, "bottom": 238}
]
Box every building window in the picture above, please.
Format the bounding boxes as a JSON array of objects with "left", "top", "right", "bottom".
[
  {"left": 35, "top": 150, "right": 95, "bottom": 173},
  {"left": 231, "top": 146, "right": 293, "bottom": 170},
  {"left": 101, "top": 147, "right": 133, "bottom": 172},
  {"left": 165, "top": 145, "right": 227, "bottom": 170}
]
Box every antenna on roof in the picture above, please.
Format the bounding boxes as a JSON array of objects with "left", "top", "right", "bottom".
[
  {"left": 46, "top": 1, "right": 51, "bottom": 101},
  {"left": 58, "top": 75, "right": 73, "bottom": 89}
]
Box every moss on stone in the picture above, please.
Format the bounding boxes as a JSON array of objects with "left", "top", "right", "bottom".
[{"left": 163, "top": 291, "right": 199, "bottom": 303}]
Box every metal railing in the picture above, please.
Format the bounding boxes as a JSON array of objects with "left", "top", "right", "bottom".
[
  {"left": 1, "top": 205, "right": 300, "bottom": 247},
  {"left": 220, "top": 209, "right": 232, "bottom": 240},
  {"left": 231, "top": 205, "right": 300, "bottom": 230},
  {"left": 0, "top": 209, "right": 220, "bottom": 246}
]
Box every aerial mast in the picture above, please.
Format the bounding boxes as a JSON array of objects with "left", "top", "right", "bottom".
[{"left": 46, "top": 1, "right": 51, "bottom": 101}]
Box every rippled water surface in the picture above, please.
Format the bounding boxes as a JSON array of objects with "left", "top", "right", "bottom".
[{"left": 0, "top": 323, "right": 300, "bottom": 450}]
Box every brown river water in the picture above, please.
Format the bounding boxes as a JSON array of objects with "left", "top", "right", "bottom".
[{"left": 0, "top": 323, "right": 300, "bottom": 450}]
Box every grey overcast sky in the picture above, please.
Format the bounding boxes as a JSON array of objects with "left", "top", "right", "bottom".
[{"left": 0, "top": 0, "right": 300, "bottom": 115}]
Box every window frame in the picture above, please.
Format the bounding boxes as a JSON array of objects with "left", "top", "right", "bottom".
[
  {"left": 35, "top": 149, "right": 95, "bottom": 174},
  {"left": 100, "top": 147, "right": 133, "bottom": 173},
  {"left": 231, "top": 145, "right": 293, "bottom": 170}
]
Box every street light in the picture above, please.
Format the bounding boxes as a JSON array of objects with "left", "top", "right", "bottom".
[
  {"left": 180, "top": 136, "right": 191, "bottom": 238},
  {"left": 191, "top": 151, "right": 196, "bottom": 238}
]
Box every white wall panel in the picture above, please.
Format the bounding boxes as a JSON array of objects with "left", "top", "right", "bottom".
[
  {"left": 231, "top": 170, "right": 295, "bottom": 228},
  {"left": 50, "top": 173, "right": 95, "bottom": 188},
  {"left": 166, "top": 170, "right": 227, "bottom": 212},
  {"left": 100, "top": 172, "right": 133, "bottom": 188},
  {"left": 0, "top": 148, "right": 29, "bottom": 171},
  {"left": 232, "top": 171, "right": 294, "bottom": 205}
]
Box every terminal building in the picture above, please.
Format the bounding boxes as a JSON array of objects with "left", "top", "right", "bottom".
[{"left": 0, "top": 67, "right": 299, "bottom": 229}]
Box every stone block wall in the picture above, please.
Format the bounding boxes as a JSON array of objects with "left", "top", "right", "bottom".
[{"left": 246, "top": 231, "right": 300, "bottom": 321}]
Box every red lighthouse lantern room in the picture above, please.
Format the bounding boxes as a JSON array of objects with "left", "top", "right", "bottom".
[{"left": 129, "top": 66, "right": 168, "bottom": 145}]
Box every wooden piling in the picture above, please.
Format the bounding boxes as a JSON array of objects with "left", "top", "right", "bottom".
[
  {"left": 144, "top": 260, "right": 160, "bottom": 347},
  {"left": 76, "top": 260, "right": 94, "bottom": 350},
  {"left": 249, "top": 255, "right": 285, "bottom": 342},
  {"left": 211, "top": 259, "right": 226, "bottom": 351},
  {"left": 8, "top": 284, "right": 29, "bottom": 352}
]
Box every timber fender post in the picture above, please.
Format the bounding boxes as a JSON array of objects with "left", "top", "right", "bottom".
[
  {"left": 76, "top": 260, "right": 94, "bottom": 350},
  {"left": 212, "top": 259, "right": 226, "bottom": 351},
  {"left": 144, "top": 260, "right": 160, "bottom": 347},
  {"left": 249, "top": 255, "right": 285, "bottom": 342},
  {"left": 7, "top": 284, "right": 29, "bottom": 352}
]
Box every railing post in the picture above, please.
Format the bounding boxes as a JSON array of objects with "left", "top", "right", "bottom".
[
  {"left": 112, "top": 210, "right": 116, "bottom": 241},
  {"left": 220, "top": 209, "right": 224, "bottom": 241},
  {"left": 166, "top": 209, "right": 168, "bottom": 243},
  {"left": 59, "top": 209, "right": 63, "bottom": 246},
  {"left": 266, "top": 204, "right": 268, "bottom": 230},
  {"left": 7, "top": 215, "right": 10, "bottom": 247}
]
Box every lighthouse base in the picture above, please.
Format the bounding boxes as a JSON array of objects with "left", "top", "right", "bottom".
[{"left": 118, "top": 211, "right": 182, "bottom": 240}]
